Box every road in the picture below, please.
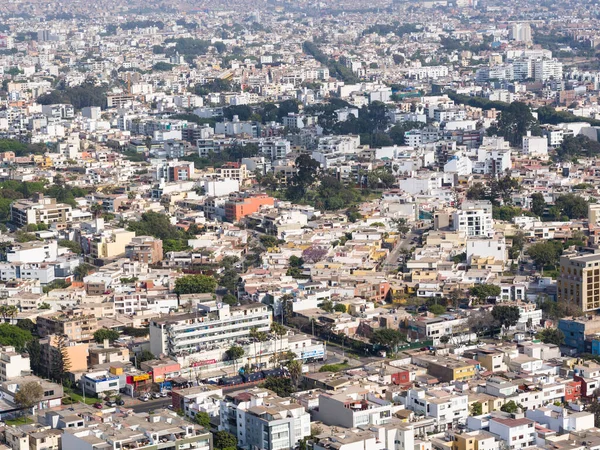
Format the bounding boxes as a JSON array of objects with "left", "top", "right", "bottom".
[
  {"left": 381, "top": 230, "right": 419, "bottom": 272},
  {"left": 130, "top": 398, "right": 171, "bottom": 413}
]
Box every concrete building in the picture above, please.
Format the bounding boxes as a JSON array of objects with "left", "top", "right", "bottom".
[
  {"left": 220, "top": 387, "right": 311, "bottom": 450},
  {"left": 525, "top": 404, "right": 594, "bottom": 432},
  {"left": 557, "top": 252, "right": 600, "bottom": 313},
  {"left": 452, "top": 201, "right": 493, "bottom": 237},
  {"left": 510, "top": 23, "right": 532, "bottom": 43},
  {"left": 313, "top": 386, "right": 393, "bottom": 428},
  {"left": 488, "top": 417, "right": 535, "bottom": 449},
  {"left": 150, "top": 302, "right": 271, "bottom": 364},
  {"left": 125, "top": 236, "right": 164, "bottom": 264},
  {"left": 0, "top": 346, "right": 31, "bottom": 381},
  {"left": 61, "top": 410, "right": 211, "bottom": 450},
  {"left": 522, "top": 135, "right": 548, "bottom": 157},
  {"left": 37, "top": 312, "right": 99, "bottom": 343},
  {"left": 11, "top": 194, "right": 72, "bottom": 228}
]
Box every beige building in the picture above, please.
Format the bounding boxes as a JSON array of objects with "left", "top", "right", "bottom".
[
  {"left": 40, "top": 335, "right": 90, "bottom": 374},
  {"left": 89, "top": 229, "right": 136, "bottom": 260},
  {"left": 558, "top": 252, "right": 600, "bottom": 312},
  {"left": 10, "top": 194, "right": 72, "bottom": 228},
  {"left": 37, "top": 312, "right": 99, "bottom": 343}
]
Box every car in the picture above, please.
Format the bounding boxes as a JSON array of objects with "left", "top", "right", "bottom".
[
  {"left": 106, "top": 400, "right": 116, "bottom": 407},
  {"left": 152, "top": 392, "right": 161, "bottom": 399},
  {"left": 116, "top": 400, "right": 125, "bottom": 406},
  {"left": 167, "top": 405, "right": 174, "bottom": 410},
  {"left": 140, "top": 396, "right": 149, "bottom": 402},
  {"left": 160, "top": 391, "right": 167, "bottom": 397},
  {"left": 93, "top": 403, "right": 103, "bottom": 409}
]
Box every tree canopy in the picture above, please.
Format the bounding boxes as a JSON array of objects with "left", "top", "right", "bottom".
[
  {"left": 174, "top": 274, "right": 217, "bottom": 295},
  {"left": 93, "top": 328, "right": 120, "bottom": 344}
]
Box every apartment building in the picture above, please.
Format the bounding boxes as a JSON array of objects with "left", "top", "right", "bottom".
[
  {"left": 149, "top": 302, "right": 271, "bottom": 362},
  {"left": 0, "top": 346, "right": 31, "bottom": 381},
  {"left": 557, "top": 252, "right": 600, "bottom": 313},
  {"left": 452, "top": 201, "right": 493, "bottom": 237},
  {"left": 403, "top": 388, "right": 469, "bottom": 430},
  {"left": 217, "top": 162, "right": 249, "bottom": 182},
  {"left": 224, "top": 194, "right": 275, "bottom": 222},
  {"left": 220, "top": 387, "right": 311, "bottom": 450},
  {"left": 488, "top": 417, "right": 535, "bottom": 450},
  {"left": 125, "top": 236, "right": 164, "bottom": 264},
  {"left": 452, "top": 430, "right": 499, "bottom": 450},
  {"left": 11, "top": 194, "right": 72, "bottom": 228},
  {"left": 62, "top": 411, "right": 212, "bottom": 450},
  {"left": 314, "top": 386, "right": 393, "bottom": 428},
  {"left": 37, "top": 312, "right": 99, "bottom": 342}
]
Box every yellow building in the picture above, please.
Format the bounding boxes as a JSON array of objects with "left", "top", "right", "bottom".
[
  {"left": 427, "top": 357, "right": 476, "bottom": 382},
  {"left": 90, "top": 229, "right": 136, "bottom": 259},
  {"left": 452, "top": 430, "right": 498, "bottom": 450}
]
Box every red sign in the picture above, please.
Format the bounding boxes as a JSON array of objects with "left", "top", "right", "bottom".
[{"left": 191, "top": 359, "right": 216, "bottom": 367}]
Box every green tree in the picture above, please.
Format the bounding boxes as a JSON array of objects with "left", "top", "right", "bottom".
[
  {"left": 194, "top": 411, "right": 211, "bottom": 428},
  {"left": 469, "top": 284, "right": 501, "bottom": 304},
  {"left": 500, "top": 400, "right": 521, "bottom": 414},
  {"left": 491, "top": 305, "right": 521, "bottom": 330},
  {"left": 26, "top": 339, "right": 42, "bottom": 375},
  {"left": 536, "top": 328, "right": 565, "bottom": 346},
  {"left": 0, "top": 323, "right": 33, "bottom": 350},
  {"left": 531, "top": 193, "right": 546, "bottom": 217},
  {"left": 391, "top": 218, "right": 410, "bottom": 234},
  {"left": 73, "top": 263, "right": 94, "bottom": 281},
  {"left": 58, "top": 239, "right": 83, "bottom": 254},
  {"left": 287, "top": 359, "right": 302, "bottom": 388},
  {"left": 262, "top": 376, "right": 296, "bottom": 397},
  {"left": 213, "top": 430, "right": 237, "bottom": 450},
  {"left": 428, "top": 304, "right": 446, "bottom": 315},
  {"left": 14, "top": 381, "right": 43, "bottom": 411},
  {"left": 174, "top": 274, "right": 217, "bottom": 295},
  {"left": 555, "top": 194, "right": 589, "bottom": 219},
  {"left": 526, "top": 240, "right": 563, "bottom": 272},
  {"left": 334, "top": 303, "right": 347, "bottom": 313},
  {"left": 471, "top": 401, "right": 483, "bottom": 416},
  {"left": 93, "top": 328, "right": 120, "bottom": 344},
  {"left": 225, "top": 345, "right": 244, "bottom": 371},
  {"left": 489, "top": 102, "right": 541, "bottom": 147},
  {"left": 222, "top": 294, "right": 238, "bottom": 306},
  {"left": 370, "top": 328, "right": 406, "bottom": 352}
]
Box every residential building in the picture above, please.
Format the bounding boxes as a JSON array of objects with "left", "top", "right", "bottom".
[
  {"left": 219, "top": 387, "right": 311, "bottom": 450},
  {"left": 557, "top": 252, "right": 600, "bottom": 313},
  {"left": 0, "top": 346, "right": 31, "bottom": 381},
  {"left": 488, "top": 417, "right": 535, "bottom": 449},
  {"left": 125, "top": 236, "right": 164, "bottom": 264},
  {"left": 11, "top": 194, "right": 72, "bottom": 228},
  {"left": 37, "top": 312, "right": 99, "bottom": 342},
  {"left": 313, "top": 386, "right": 393, "bottom": 428}
]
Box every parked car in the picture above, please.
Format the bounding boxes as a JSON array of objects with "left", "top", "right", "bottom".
[
  {"left": 140, "top": 396, "right": 149, "bottom": 402},
  {"left": 160, "top": 391, "right": 167, "bottom": 397},
  {"left": 152, "top": 392, "right": 161, "bottom": 399},
  {"left": 116, "top": 400, "right": 125, "bottom": 406},
  {"left": 93, "top": 403, "right": 103, "bottom": 409},
  {"left": 106, "top": 400, "right": 116, "bottom": 407}
]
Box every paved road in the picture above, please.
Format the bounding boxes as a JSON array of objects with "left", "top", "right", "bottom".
[
  {"left": 130, "top": 398, "right": 171, "bottom": 413},
  {"left": 381, "top": 231, "right": 419, "bottom": 272}
]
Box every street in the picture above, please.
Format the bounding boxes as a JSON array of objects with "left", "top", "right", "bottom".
[
  {"left": 381, "top": 230, "right": 419, "bottom": 272},
  {"left": 130, "top": 398, "right": 171, "bottom": 413}
]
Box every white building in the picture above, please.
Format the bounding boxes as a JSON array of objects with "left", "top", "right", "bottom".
[
  {"left": 220, "top": 387, "right": 311, "bottom": 450},
  {"left": 313, "top": 386, "right": 393, "bottom": 428},
  {"left": 452, "top": 201, "right": 493, "bottom": 237},
  {"left": 474, "top": 148, "right": 511, "bottom": 176},
  {"left": 0, "top": 346, "right": 31, "bottom": 381},
  {"left": 444, "top": 155, "right": 473, "bottom": 175},
  {"left": 522, "top": 135, "right": 548, "bottom": 157},
  {"left": 534, "top": 58, "right": 563, "bottom": 82},
  {"left": 466, "top": 236, "right": 506, "bottom": 264},
  {"left": 510, "top": 23, "right": 532, "bottom": 43},
  {"left": 403, "top": 388, "right": 469, "bottom": 430},
  {"left": 259, "top": 139, "right": 291, "bottom": 160},
  {"left": 525, "top": 404, "right": 594, "bottom": 432},
  {"left": 488, "top": 417, "right": 536, "bottom": 449}
]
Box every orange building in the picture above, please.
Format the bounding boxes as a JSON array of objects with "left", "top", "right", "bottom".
[{"left": 225, "top": 194, "right": 274, "bottom": 222}]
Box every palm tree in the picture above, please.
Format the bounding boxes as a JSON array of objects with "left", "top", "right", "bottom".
[
  {"left": 257, "top": 331, "right": 268, "bottom": 370},
  {"left": 270, "top": 323, "right": 286, "bottom": 367},
  {"left": 287, "top": 359, "right": 302, "bottom": 388},
  {"left": 0, "top": 305, "right": 18, "bottom": 323},
  {"left": 249, "top": 327, "right": 259, "bottom": 370}
]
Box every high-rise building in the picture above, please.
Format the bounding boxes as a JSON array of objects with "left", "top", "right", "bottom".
[
  {"left": 558, "top": 253, "right": 600, "bottom": 312},
  {"left": 510, "top": 23, "right": 532, "bottom": 43}
]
